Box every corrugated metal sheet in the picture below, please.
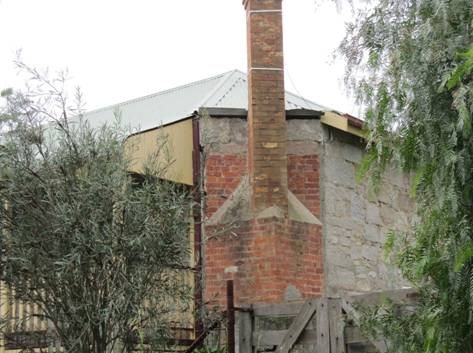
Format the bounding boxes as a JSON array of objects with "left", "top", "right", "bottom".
[{"left": 82, "top": 70, "right": 328, "bottom": 133}]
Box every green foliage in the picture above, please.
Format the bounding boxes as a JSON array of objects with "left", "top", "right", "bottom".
[
  {"left": 0, "top": 88, "right": 12, "bottom": 97},
  {"left": 0, "top": 63, "right": 193, "bottom": 353},
  {"left": 339, "top": 0, "right": 473, "bottom": 351},
  {"left": 444, "top": 46, "right": 473, "bottom": 91}
]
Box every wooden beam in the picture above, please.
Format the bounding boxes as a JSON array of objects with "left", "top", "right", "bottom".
[
  {"left": 227, "top": 281, "right": 235, "bottom": 353},
  {"left": 275, "top": 299, "right": 318, "bottom": 353},
  {"left": 316, "top": 298, "right": 330, "bottom": 353},
  {"left": 237, "top": 311, "right": 252, "bottom": 353},
  {"left": 252, "top": 329, "right": 318, "bottom": 347},
  {"left": 253, "top": 329, "right": 287, "bottom": 347},
  {"left": 347, "top": 288, "right": 418, "bottom": 307},
  {"left": 328, "top": 298, "right": 345, "bottom": 353},
  {"left": 252, "top": 301, "right": 303, "bottom": 317}
]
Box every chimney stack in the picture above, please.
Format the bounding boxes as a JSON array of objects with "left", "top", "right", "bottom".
[
  {"left": 202, "top": 1, "right": 324, "bottom": 306},
  {"left": 244, "top": 0, "right": 287, "bottom": 214}
]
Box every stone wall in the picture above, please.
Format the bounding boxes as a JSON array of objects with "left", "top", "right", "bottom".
[
  {"left": 200, "top": 115, "right": 413, "bottom": 303},
  {"left": 322, "top": 129, "right": 413, "bottom": 296}
]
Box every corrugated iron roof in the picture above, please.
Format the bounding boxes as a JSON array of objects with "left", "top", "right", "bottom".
[{"left": 82, "top": 70, "right": 329, "bottom": 133}]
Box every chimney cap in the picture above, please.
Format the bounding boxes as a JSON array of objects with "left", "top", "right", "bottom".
[{"left": 242, "top": 0, "right": 282, "bottom": 9}]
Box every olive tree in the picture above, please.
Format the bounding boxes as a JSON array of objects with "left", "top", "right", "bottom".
[{"left": 0, "top": 61, "right": 192, "bottom": 353}]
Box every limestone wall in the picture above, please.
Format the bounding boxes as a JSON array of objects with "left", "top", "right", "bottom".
[{"left": 322, "top": 129, "right": 413, "bottom": 296}]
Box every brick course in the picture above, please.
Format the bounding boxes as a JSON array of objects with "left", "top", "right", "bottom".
[{"left": 204, "top": 154, "right": 246, "bottom": 217}]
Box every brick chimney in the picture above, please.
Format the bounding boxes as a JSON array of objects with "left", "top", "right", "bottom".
[
  {"left": 243, "top": 0, "right": 288, "bottom": 214},
  {"left": 202, "top": 0, "right": 324, "bottom": 307}
]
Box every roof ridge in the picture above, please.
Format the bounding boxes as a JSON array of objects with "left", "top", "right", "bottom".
[
  {"left": 205, "top": 69, "right": 328, "bottom": 111},
  {"left": 213, "top": 72, "right": 246, "bottom": 107},
  {"left": 198, "top": 70, "right": 240, "bottom": 108},
  {"left": 83, "top": 70, "right": 235, "bottom": 116}
]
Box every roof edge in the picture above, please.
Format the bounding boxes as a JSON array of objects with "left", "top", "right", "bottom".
[
  {"left": 321, "top": 111, "right": 366, "bottom": 139},
  {"left": 200, "top": 107, "right": 324, "bottom": 119}
]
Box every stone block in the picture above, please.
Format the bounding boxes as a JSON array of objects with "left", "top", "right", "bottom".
[
  {"left": 325, "top": 158, "right": 355, "bottom": 187},
  {"left": 338, "top": 200, "right": 352, "bottom": 218},
  {"left": 378, "top": 183, "right": 394, "bottom": 205},
  {"left": 361, "top": 245, "right": 380, "bottom": 262},
  {"left": 328, "top": 236, "right": 339, "bottom": 245},
  {"left": 342, "top": 143, "right": 363, "bottom": 164},
  {"left": 368, "top": 271, "right": 377, "bottom": 278},
  {"left": 366, "top": 202, "right": 382, "bottom": 225},
  {"left": 351, "top": 250, "right": 363, "bottom": 260},
  {"left": 380, "top": 206, "right": 397, "bottom": 225},
  {"left": 327, "top": 246, "right": 352, "bottom": 268},
  {"left": 332, "top": 268, "right": 356, "bottom": 289},
  {"left": 355, "top": 278, "right": 372, "bottom": 292},
  {"left": 325, "top": 214, "right": 355, "bottom": 230},
  {"left": 351, "top": 191, "right": 365, "bottom": 221},
  {"left": 350, "top": 223, "right": 364, "bottom": 237},
  {"left": 340, "top": 236, "right": 354, "bottom": 247},
  {"left": 324, "top": 141, "right": 343, "bottom": 159},
  {"left": 325, "top": 224, "right": 346, "bottom": 238},
  {"left": 201, "top": 118, "right": 247, "bottom": 153},
  {"left": 287, "top": 119, "right": 323, "bottom": 142},
  {"left": 364, "top": 224, "right": 383, "bottom": 243}
]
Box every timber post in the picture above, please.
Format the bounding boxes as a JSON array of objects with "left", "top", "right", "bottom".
[{"left": 227, "top": 280, "right": 235, "bottom": 353}]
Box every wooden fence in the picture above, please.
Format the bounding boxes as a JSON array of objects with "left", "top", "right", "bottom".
[
  {"left": 2, "top": 279, "right": 416, "bottom": 353},
  {"left": 235, "top": 289, "right": 418, "bottom": 353}
]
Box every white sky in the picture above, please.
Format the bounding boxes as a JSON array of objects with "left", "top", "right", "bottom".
[{"left": 0, "top": 0, "right": 359, "bottom": 115}]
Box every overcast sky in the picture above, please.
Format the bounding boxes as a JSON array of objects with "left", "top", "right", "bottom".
[{"left": 0, "top": 0, "right": 359, "bottom": 115}]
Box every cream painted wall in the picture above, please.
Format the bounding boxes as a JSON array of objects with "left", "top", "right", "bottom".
[{"left": 125, "top": 118, "right": 194, "bottom": 186}]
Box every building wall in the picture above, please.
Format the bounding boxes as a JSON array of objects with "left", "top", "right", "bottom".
[
  {"left": 201, "top": 116, "right": 413, "bottom": 304},
  {"left": 125, "top": 118, "right": 194, "bottom": 186},
  {"left": 201, "top": 117, "right": 324, "bottom": 306},
  {"left": 322, "top": 129, "right": 413, "bottom": 296}
]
